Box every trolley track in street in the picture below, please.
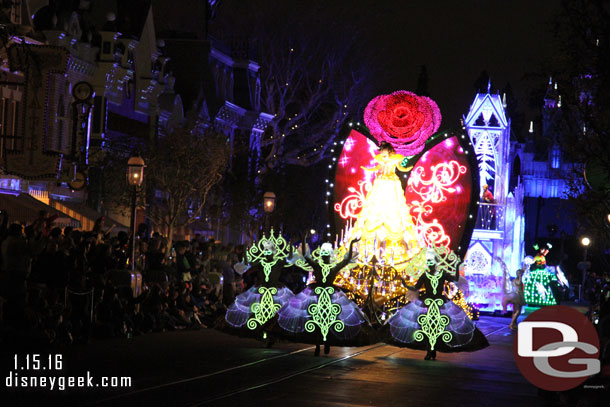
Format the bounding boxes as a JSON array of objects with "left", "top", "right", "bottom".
[
  {"left": 88, "top": 316, "right": 509, "bottom": 406},
  {"left": 191, "top": 319, "right": 507, "bottom": 406},
  {"left": 188, "top": 344, "right": 389, "bottom": 406},
  {"left": 89, "top": 343, "right": 387, "bottom": 406}
]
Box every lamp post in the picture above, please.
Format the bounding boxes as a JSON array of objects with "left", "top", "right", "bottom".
[
  {"left": 263, "top": 191, "right": 276, "bottom": 232},
  {"left": 127, "top": 155, "right": 145, "bottom": 272},
  {"left": 559, "top": 230, "right": 566, "bottom": 269},
  {"left": 581, "top": 237, "right": 590, "bottom": 261},
  {"left": 579, "top": 236, "right": 591, "bottom": 302}
]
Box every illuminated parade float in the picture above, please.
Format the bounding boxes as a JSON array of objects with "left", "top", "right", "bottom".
[
  {"left": 329, "top": 91, "right": 480, "bottom": 319},
  {"left": 221, "top": 87, "right": 566, "bottom": 357},
  {"left": 522, "top": 243, "right": 569, "bottom": 307},
  {"left": 460, "top": 90, "right": 525, "bottom": 311}
]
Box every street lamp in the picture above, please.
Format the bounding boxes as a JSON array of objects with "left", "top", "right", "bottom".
[
  {"left": 579, "top": 236, "right": 591, "bottom": 302},
  {"left": 263, "top": 192, "right": 276, "bottom": 213},
  {"left": 127, "top": 155, "right": 145, "bottom": 273},
  {"left": 127, "top": 156, "right": 145, "bottom": 187},
  {"left": 263, "top": 191, "right": 276, "bottom": 232},
  {"left": 581, "top": 236, "right": 590, "bottom": 259}
]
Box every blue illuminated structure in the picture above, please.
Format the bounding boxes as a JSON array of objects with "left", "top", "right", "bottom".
[{"left": 462, "top": 87, "right": 525, "bottom": 311}]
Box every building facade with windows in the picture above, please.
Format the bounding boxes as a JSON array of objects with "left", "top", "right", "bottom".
[{"left": 0, "top": 0, "right": 179, "bottom": 230}]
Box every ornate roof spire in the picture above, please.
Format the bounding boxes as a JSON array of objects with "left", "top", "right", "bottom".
[{"left": 544, "top": 78, "right": 558, "bottom": 109}]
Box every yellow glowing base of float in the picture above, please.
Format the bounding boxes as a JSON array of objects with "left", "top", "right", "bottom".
[
  {"left": 333, "top": 210, "right": 427, "bottom": 304},
  {"left": 331, "top": 245, "right": 476, "bottom": 320},
  {"left": 332, "top": 245, "right": 427, "bottom": 304}
]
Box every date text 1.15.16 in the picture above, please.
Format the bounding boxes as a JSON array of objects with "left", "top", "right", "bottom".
[{"left": 14, "top": 354, "right": 63, "bottom": 371}]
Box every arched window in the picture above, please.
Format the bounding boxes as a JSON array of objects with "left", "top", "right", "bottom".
[
  {"left": 254, "top": 77, "right": 261, "bottom": 111},
  {"left": 475, "top": 113, "right": 485, "bottom": 126},
  {"left": 125, "top": 79, "right": 134, "bottom": 99},
  {"left": 1, "top": 98, "right": 20, "bottom": 152},
  {"left": 488, "top": 114, "right": 500, "bottom": 127},
  {"left": 57, "top": 95, "right": 65, "bottom": 151},
  {"left": 10, "top": 1, "right": 21, "bottom": 25},
  {"left": 551, "top": 147, "right": 561, "bottom": 169}
]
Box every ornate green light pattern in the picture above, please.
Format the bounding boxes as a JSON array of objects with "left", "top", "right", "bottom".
[
  {"left": 295, "top": 258, "right": 313, "bottom": 272},
  {"left": 423, "top": 245, "right": 461, "bottom": 295},
  {"left": 310, "top": 247, "right": 341, "bottom": 283},
  {"left": 430, "top": 245, "right": 461, "bottom": 277},
  {"left": 524, "top": 269, "right": 557, "bottom": 307},
  {"left": 413, "top": 298, "right": 452, "bottom": 351},
  {"left": 247, "top": 287, "right": 282, "bottom": 330},
  {"left": 401, "top": 249, "right": 428, "bottom": 280},
  {"left": 305, "top": 287, "right": 344, "bottom": 342},
  {"left": 246, "top": 229, "right": 290, "bottom": 282},
  {"left": 262, "top": 260, "right": 278, "bottom": 282},
  {"left": 426, "top": 271, "right": 443, "bottom": 295}
]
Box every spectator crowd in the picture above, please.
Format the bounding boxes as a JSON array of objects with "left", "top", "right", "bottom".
[{"left": 0, "top": 211, "right": 251, "bottom": 349}]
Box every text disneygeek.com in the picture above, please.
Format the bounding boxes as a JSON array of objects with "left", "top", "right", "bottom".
[{"left": 5, "top": 354, "right": 131, "bottom": 391}]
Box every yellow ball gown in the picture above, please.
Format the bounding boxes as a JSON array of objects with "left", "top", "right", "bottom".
[{"left": 351, "top": 153, "right": 421, "bottom": 262}]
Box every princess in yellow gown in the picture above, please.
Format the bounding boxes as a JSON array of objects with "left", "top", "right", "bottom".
[{"left": 351, "top": 142, "right": 422, "bottom": 263}]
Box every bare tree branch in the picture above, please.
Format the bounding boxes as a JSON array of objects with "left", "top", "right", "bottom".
[{"left": 213, "top": 1, "right": 378, "bottom": 182}]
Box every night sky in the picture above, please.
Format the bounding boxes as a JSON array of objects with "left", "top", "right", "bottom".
[
  {"left": 219, "top": 0, "right": 562, "bottom": 132},
  {"left": 373, "top": 0, "right": 561, "bottom": 127}
]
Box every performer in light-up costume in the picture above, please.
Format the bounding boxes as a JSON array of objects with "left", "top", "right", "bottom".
[
  {"left": 277, "top": 238, "right": 376, "bottom": 355},
  {"left": 223, "top": 230, "right": 294, "bottom": 341},
  {"left": 352, "top": 141, "right": 422, "bottom": 262},
  {"left": 383, "top": 246, "right": 488, "bottom": 360},
  {"left": 523, "top": 243, "right": 558, "bottom": 307}
]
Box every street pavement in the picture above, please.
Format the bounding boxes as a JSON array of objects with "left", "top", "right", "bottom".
[{"left": 0, "top": 314, "right": 585, "bottom": 407}]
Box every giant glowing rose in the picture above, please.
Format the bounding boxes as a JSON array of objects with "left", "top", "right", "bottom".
[{"left": 364, "top": 91, "right": 441, "bottom": 156}]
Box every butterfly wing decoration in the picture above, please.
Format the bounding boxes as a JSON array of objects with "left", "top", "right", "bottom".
[
  {"left": 403, "top": 128, "right": 480, "bottom": 257},
  {"left": 331, "top": 126, "right": 479, "bottom": 259}
]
